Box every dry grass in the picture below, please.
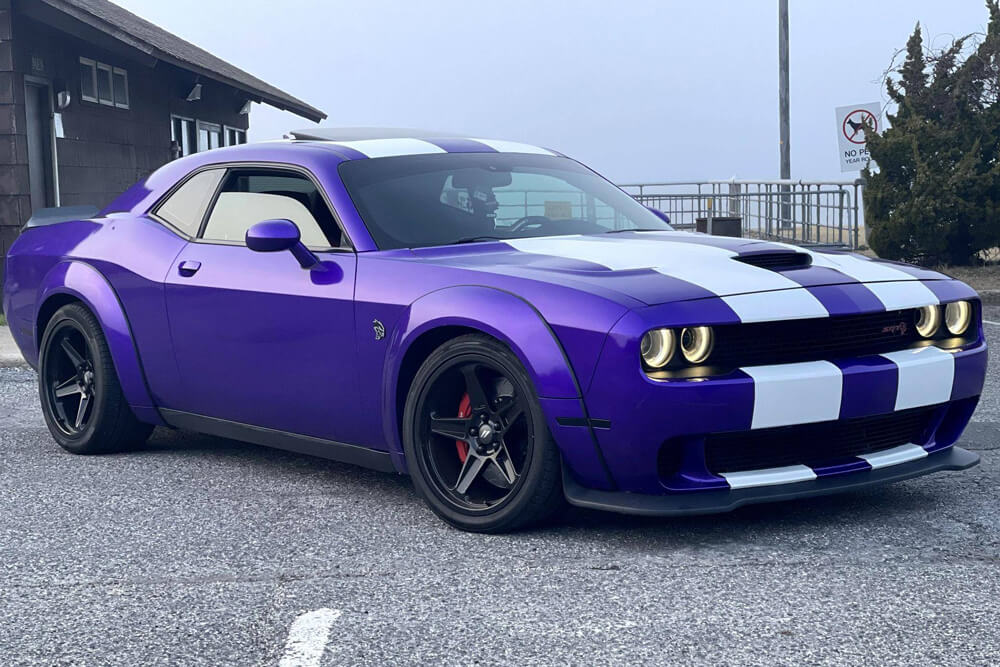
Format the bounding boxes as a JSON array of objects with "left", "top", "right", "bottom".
[
  {"left": 0, "top": 313, "right": 6, "bottom": 327},
  {"left": 932, "top": 264, "right": 1000, "bottom": 292}
]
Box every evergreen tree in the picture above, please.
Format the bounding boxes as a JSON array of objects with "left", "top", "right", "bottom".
[{"left": 864, "top": 1, "right": 1000, "bottom": 266}]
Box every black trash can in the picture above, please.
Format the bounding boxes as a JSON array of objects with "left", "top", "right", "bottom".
[{"left": 695, "top": 216, "right": 742, "bottom": 237}]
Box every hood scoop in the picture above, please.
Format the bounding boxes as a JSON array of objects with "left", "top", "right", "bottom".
[{"left": 734, "top": 251, "right": 812, "bottom": 271}]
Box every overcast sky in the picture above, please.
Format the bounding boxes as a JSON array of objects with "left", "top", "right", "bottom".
[{"left": 114, "top": 0, "right": 991, "bottom": 183}]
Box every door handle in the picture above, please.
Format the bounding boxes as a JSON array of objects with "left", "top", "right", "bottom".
[{"left": 178, "top": 260, "right": 201, "bottom": 277}]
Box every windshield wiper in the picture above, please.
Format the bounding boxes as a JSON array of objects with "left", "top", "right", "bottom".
[{"left": 451, "top": 236, "right": 505, "bottom": 245}]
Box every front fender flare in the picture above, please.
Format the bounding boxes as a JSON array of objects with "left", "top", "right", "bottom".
[
  {"left": 36, "top": 261, "right": 163, "bottom": 425},
  {"left": 382, "top": 285, "right": 583, "bottom": 460}
]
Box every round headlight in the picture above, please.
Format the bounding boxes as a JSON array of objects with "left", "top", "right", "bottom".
[
  {"left": 945, "top": 300, "right": 972, "bottom": 335},
  {"left": 680, "top": 326, "right": 714, "bottom": 364},
  {"left": 915, "top": 305, "right": 941, "bottom": 338},
  {"left": 640, "top": 328, "right": 675, "bottom": 368}
]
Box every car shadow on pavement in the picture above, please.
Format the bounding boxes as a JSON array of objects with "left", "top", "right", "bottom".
[
  {"left": 138, "top": 426, "right": 421, "bottom": 500},
  {"left": 134, "top": 426, "right": 962, "bottom": 544},
  {"left": 552, "top": 482, "right": 954, "bottom": 547}
]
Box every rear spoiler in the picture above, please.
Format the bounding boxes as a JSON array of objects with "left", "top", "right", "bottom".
[{"left": 23, "top": 205, "right": 100, "bottom": 230}]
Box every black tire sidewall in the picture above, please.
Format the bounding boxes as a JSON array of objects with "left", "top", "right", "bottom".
[
  {"left": 403, "top": 335, "right": 559, "bottom": 532},
  {"left": 39, "top": 305, "right": 117, "bottom": 453}
]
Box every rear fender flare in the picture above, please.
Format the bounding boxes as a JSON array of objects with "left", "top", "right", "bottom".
[
  {"left": 382, "top": 285, "right": 581, "bottom": 464},
  {"left": 36, "top": 261, "right": 162, "bottom": 423}
]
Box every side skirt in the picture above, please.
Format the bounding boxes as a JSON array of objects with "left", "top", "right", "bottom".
[{"left": 160, "top": 409, "right": 397, "bottom": 473}]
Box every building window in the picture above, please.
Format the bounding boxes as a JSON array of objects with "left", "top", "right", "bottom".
[
  {"left": 172, "top": 118, "right": 244, "bottom": 157},
  {"left": 112, "top": 68, "right": 129, "bottom": 108},
  {"left": 171, "top": 115, "right": 196, "bottom": 157},
  {"left": 224, "top": 126, "right": 247, "bottom": 146},
  {"left": 80, "top": 57, "right": 129, "bottom": 109},
  {"left": 197, "top": 121, "right": 222, "bottom": 152},
  {"left": 96, "top": 63, "right": 113, "bottom": 105},
  {"left": 79, "top": 58, "right": 97, "bottom": 102}
]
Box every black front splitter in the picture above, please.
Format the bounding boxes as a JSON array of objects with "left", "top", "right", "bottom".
[{"left": 563, "top": 446, "right": 981, "bottom": 517}]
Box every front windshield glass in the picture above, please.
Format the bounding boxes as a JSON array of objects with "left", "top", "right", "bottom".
[{"left": 338, "top": 153, "right": 672, "bottom": 250}]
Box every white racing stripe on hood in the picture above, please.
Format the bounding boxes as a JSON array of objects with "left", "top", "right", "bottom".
[
  {"left": 861, "top": 281, "right": 940, "bottom": 310},
  {"left": 506, "top": 235, "right": 830, "bottom": 322},
  {"left": 721, "top": 290, "right": 829, "bottom": 323},
  {"left": 773, "top": 243, "right": 940, "bottom": 310}
]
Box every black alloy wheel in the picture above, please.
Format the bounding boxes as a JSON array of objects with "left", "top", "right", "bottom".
[
  {"left": 38, "top": 304, "right": 153, "bottom": 454},
  {"left": 42, "top": 322, "right": 98, "bottom": 436},
  {"left": 403, "top": 334, "right": 563, "bottom": 532}
]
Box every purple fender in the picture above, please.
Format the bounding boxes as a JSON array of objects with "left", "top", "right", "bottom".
[
  {"left": 380, "top": 285, "right": 614, "bottom": 488},
  {"left": 35, "top": 261, "right": 164, "bottom": 426}
]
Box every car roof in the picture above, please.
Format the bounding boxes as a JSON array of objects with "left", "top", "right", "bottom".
[
  {"left": 286, "top": 127, "right": 457, "bottom": 141},
  {"left": 105, "top": 130, "right": 565, "bottom": 221},
  {"left": 281, "top": 127, "right": 560, "bottom": 160}
]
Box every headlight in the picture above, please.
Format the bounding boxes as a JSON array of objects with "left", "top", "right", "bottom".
[
  {"left": 640, "top": 328, "right": 675, "bottom": 368},
  {"left": 915, "top": 305, "right": 941, "bottom": 338},
  {"left": 945, "top": 300, "right": 972, "bottom": 335},
  {"left": 680, "top": 326, "right": 714, "bottom": 364}
]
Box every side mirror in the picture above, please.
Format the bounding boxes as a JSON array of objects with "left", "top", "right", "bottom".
[
  {"left": 246, "top": 219, "right": 320, "bottom": 269},
  {"left": 646, "top": 207, "right": 671, "bottom": 225}
]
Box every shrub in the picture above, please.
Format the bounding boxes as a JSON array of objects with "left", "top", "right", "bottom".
[{"left": 864, "top": 0, "right": 1000, "bottom": 266}]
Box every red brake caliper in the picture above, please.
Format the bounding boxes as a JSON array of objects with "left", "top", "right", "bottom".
[{"left": 456, "top": 393, "right": 472, "bottom": 463}]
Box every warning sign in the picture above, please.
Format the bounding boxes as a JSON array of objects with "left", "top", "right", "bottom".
[{"left": 836, "top": 102, "right": 880, "bottom": 172}]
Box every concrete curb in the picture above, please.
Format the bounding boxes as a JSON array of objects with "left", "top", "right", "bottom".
[{"left": 0, "top": 326, "right": 28, "bottom": 368}]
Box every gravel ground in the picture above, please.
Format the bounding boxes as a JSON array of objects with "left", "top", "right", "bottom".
[{"left": 0, "top": 316, "right": 998, "bottom": 666}]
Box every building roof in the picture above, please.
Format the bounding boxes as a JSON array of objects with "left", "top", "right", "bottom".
[{"left": 39, "top": 0, "right": 326, "bottom": 122}]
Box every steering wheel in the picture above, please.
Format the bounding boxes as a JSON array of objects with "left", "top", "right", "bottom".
[{"left": 509, "top": 216, "right": 552, "bottom": 233}]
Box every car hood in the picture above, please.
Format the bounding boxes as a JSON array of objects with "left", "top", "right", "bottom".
[{"left": 404, "top": 231, "right": 949, "bottom": 311}]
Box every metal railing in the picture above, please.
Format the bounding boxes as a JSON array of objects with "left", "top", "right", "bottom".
[{"left": 619, "top": 179, "right": 865, "bottom": 249}]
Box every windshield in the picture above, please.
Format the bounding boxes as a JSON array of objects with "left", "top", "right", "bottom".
[{"left": 338, "top": 153, "right": 672, "bottom": 250}]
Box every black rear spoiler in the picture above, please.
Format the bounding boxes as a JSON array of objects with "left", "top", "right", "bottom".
[{"left": 24, "top": 205, "right": 100, "bottom": 230}]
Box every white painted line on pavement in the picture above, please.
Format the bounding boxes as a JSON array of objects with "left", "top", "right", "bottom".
[
  {"left": 278, "top": 608, "right": 342, "bottom": 667},
  {"left": 982, "top": 320, "right": 1000, "bottom": 326}
]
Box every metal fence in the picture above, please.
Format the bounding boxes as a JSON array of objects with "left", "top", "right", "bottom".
[{"left": 618, "top": 179, "right": 865, "bottom": 249}]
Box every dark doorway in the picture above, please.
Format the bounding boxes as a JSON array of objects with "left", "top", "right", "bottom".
[{"left": 24, "top": 80, "right": 55, "bottom": 216}]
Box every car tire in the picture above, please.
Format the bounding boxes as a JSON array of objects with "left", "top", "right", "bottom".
[
  {"left": 38, "top": 303, "right": 153, "bottom": 454},
  {"left": 403, "top": 334, "right": 564, "bottom": 533}
]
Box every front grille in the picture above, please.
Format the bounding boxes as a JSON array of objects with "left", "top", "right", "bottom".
[
  {"left": 735, "top": 252, "right": 811, "bottom": 270},
  {"left": 709, "top": 309, "right": 924, "bottom": 369},
  {"left": 704, "top": 407, "right": 937, "bottom": 474}
]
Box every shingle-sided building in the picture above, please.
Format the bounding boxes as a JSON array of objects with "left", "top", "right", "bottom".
[{"left": 0, "top": 0, "right": 325, "bottom": 285}]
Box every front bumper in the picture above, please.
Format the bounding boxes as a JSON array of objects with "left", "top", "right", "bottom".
[
  {"left": 563, "top": 445, "right": 980, "bottom": 516},
  {"left": 567, "top": 298, "right": 988, "bottom": 496}
]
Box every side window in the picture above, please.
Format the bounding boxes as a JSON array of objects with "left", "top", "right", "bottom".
[
  {"left": 155, "top": 169, "right": 225, "bottom": 236},
  {"left": 201, "top": 170, "right": 341, "bottom": 248}
]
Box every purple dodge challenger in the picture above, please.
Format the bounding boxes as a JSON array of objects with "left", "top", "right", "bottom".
[{"left": 2, "top": 129, "right": 986, "bottom": 532}]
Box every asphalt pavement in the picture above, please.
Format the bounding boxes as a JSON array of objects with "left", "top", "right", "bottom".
[{"left": 0, "top": 313, "right": 998, "bottom": 666}]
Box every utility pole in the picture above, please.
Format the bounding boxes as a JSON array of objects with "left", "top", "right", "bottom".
[{"left": 778, "top": 0, "right": 791, "bottom": 226}]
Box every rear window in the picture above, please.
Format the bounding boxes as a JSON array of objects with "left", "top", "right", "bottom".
[{"left": 155, "top": 169, "right": 224, "bottom": 236}]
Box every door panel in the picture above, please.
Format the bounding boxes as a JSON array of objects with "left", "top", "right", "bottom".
[
  {"left": 165, "top": 244, "right": 360, "bottom": 444},
  {"left": 24, "top": 83, "right": 53, "bottom": 215}
]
